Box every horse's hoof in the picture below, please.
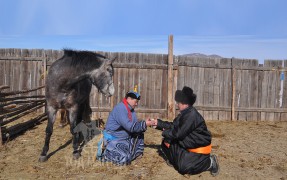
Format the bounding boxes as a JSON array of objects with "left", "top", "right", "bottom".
[
  {"left": 73, "top": 153, "right": 81, "bottom": 160},
  {"left": 38, "top": 155, "right": 48, "bottom": 162}
]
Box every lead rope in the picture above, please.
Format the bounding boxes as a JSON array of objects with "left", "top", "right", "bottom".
[
  {"left": 94, "top": 90, "right": 105, "bottom": 162},
  {"left": 97, "top": 90, "right": 102, "bottom": 127}
]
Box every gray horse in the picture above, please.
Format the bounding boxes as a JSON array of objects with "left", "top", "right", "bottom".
[{"left": 39, "top": 49, "right": 115, "bottom": 162}]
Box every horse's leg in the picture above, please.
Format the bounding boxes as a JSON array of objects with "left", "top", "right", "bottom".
[
  {"left": 39, "top": 106, "right": 57, "bottom": 162},
  {"left": 68, "top": 105, "right": 81, "bottom": 160},
  {"left": 82, "top": 98, "right": 92, "bottom": 123},
  {"left": 76, "top": 99, "right": 91, "bottom": 147}
]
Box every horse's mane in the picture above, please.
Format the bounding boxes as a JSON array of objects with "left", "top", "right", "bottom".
[{"left": 63, "top": 49, "right": 105, "bottom": 69}]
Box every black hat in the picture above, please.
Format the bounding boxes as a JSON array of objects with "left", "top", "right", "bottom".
[
  {"left": 175, "top": 86, "right": 196, "bottom": 106},
  {"left": 125, "top": 91, "right": 141, "bottom": 100},
  {"left": 125, "top": 85, "right": 141, "bottom": 100}
]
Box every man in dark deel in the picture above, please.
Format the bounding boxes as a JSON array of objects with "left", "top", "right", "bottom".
[{"left": 151, "top": 86, "right": 219, "bottom": 176}]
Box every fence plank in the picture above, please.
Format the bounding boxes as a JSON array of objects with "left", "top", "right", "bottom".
[
  {"left": 167, "top": 35, "right": 174, "bottom": 120},
  {"left": 224, "top": 69, "right": 232, "bottom": 119},
  {"left": 208, "top": 67, "right": 215, "bottom": 106},
  {"left": 0, "top": 60, "right": 5, "bottom": 85},
  {"left": 283, "top": 60, "right": 287, "bottom": 109},
  {"left": 146, "top": 68, "right": 152, "bottom": 109},
  {"left": 197, "top": 67, "right": 205, "bottom": 106},
  {"left": 161, "top": 69, "right": 168, "bottom": 109},
  {"left": 5, "top": 60, "right": 11, "bottom": 86},
  {"left": 191, "top": 67, "right": 199, "bottom": 95},
  {"left": 213, "top": 68, "right": 220, "bottom": 107},
  {"left": 177, "top": 65, "right": 185, "bottom": 89}
]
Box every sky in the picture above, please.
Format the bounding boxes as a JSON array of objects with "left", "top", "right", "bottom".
[{"left": 0, "top": 0, "right": 287, "bottom": 63}]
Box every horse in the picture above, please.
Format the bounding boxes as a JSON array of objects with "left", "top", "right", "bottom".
[{"left": 39, "top": 49, "right": 115, "bottom": 162}]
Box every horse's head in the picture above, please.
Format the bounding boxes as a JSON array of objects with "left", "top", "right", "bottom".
[{"left": 90, "top": 57, "right": 115, "bottom": 97}]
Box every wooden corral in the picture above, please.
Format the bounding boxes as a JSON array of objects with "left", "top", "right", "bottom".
[
  {"left": 0, "top": 85, "right": 47, "bottom": 145},
  {"left": 0, "top": 46, "right": 287, "bottom": 122}
]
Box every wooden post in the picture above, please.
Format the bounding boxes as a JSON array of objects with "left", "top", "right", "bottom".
[
  {"left": 173, "top": 66, "right": 178, "bottom": 116},
  {"left": 231, "top": 58, "right": 236, "bottom": 121},
  {"left": 0, "top": 86, "right": 7, "bottom": 146},
  {"left": 43, "top": 57, "right": 47, "bottom": 84},
  {"left": 167, "top": 35, "right": 175, "bottom": 120},
  {"left": 42, "top": 56, "right": 47, "bottom": 114}
]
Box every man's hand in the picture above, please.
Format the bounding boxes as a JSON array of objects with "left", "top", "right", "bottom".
[
  {"left": 145, "top": 118, "right": 157, "bottom": 127},
  {"left": 151, "top": 118, "right": 157, "bottom": 127},
  {"left": 145, "top": 118, "right": 153, "bottom": 127}
]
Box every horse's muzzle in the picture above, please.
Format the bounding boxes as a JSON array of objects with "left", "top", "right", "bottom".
[{"left": 107, "top": 83, "right": 115, "bottom": 96}]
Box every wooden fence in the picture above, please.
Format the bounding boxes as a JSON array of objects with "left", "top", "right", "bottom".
[
  {"left": 0, "top": 48, "right": 286, "bottom": 121},
  {"left": 0, "top": 85, "right": 47, "bottom": 144},
  {"left": 177, "top": 56, "right": 287, "bottom": 121}
]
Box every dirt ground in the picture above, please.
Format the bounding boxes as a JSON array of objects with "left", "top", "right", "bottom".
[{"left": 0, "top": 116, "right": 287, "bottom": 180}]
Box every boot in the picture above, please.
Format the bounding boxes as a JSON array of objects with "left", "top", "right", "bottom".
[
  {"left": 158, "top": 148, "right": 173, "bottom": 167},
  {"left": 210, "top": 155, "right": 220, "bottom": 176}
]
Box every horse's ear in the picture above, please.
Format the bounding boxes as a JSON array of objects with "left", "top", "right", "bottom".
[{"left": 107, "top": 57, "right": 116, "bottom": 65}]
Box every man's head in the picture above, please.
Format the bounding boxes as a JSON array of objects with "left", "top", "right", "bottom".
[
  {"left": 174, "top": 86, "right": 197, "bottom": 111},
  {"left": 125, "top": 91, "right": 140, "bottom": 109}
]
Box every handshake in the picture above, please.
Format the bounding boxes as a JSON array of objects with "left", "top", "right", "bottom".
[{"left": 145, "top": 118, "right": 158, "bottom": 128}]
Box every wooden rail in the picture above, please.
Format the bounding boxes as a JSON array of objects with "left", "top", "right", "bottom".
[{"left": 0, "top": 86, "right": 47, "bottom": 146}]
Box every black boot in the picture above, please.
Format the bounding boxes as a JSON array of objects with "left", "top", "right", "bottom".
[
  {"left": 158, "top": 148, "right": 173, "bottom": 167},
  {"left": 210, "top": 155, "right": 220, "bottom": 176}
]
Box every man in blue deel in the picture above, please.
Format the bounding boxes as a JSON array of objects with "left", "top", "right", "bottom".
[{"left": 100, "top": 86, "right": 153, "bottom": 165}]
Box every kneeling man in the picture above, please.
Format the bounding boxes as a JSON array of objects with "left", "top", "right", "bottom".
[
  {"left": 152, "top": 86, "right": 219, "bottom": 176},
  {"left": 102, "top": 88, "right": 153, "bottom": 165}
]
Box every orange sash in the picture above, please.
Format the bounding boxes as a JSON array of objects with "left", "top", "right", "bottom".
[
  {"left": 164, "top": 142, "right": 170, "bottom": 148},
  {"left": 164, "top": 142, "right": 211, "bottom": 154},
  {"left": 187, "top": 144, "right": 211, "bottom": 154}
]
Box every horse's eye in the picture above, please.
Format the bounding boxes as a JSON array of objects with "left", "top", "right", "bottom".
[{"left": 107, "top": 68, "right": 113, "bottom": 76}]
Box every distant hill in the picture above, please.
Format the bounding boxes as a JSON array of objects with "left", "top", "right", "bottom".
[{"left": 182, "top": 53, "right": 222, "bottom": 58}]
